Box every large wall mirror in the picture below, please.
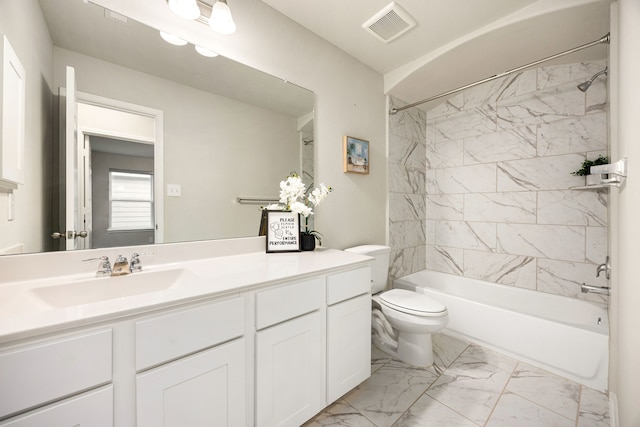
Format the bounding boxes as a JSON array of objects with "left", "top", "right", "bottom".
[{"left": 0, "top": 0, "right": 315, "bottom": 255}]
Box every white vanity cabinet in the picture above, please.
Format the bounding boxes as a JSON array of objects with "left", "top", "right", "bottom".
[
  {"left": 326, "top": 267, "right": 372, "bottom": 403},
  {"left": 255, "top": 277, "right": 325, "bottom": 427},
  {"left": 0, "top": 246, "right": 373, "bottom": 427},
  {"left": 135, "top": 296, "right": 247, "bottom": 427}
]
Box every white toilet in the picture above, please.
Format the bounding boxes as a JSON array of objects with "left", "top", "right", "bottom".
[{"left": 345, "top": 245, "right": 448, "bottom": 367}]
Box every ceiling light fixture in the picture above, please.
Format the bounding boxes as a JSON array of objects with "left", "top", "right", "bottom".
[
  {"left": 168, "top": 0, "right": 200, "bottom": 20},
  {"left": 209, "top": 0, "right": 236, "bottom": 35},
  {"left": 195, "top": 45, "right": 219, "bottom": 57},
  {"left": 159, "top": 31, "right": 188, "bottom": 46}
]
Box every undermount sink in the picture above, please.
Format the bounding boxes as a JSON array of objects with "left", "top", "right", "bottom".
[{"left": 30, "top": 268, "right": 200, "bottom": 308}]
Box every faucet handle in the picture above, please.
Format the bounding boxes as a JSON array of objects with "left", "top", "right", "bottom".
[
  {"left": 130, "top": 252, "right": 154, "bottom": 273},
  {"left": 82, "top": 256, "right": 112, "bottom": 277}
]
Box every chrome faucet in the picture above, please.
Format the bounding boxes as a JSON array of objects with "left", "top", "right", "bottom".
[
  {"left": 129, "top": 252, "right": 153, "bottom": 273},
  {"left": 130, "top": 253, "right": 142, "bottom": 273},
  {"left": 596, "top": 256, "right": 610, "bottom": 279},
  {"left": 82, "top": 256, "right": 112, "bottom": 277}
]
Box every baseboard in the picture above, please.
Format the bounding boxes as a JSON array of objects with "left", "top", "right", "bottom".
[{"left": 609, "top": 391, "right": 619, "bottom": 427}]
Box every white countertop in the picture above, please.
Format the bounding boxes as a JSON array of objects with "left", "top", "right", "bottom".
[{"left": 0, "top": 247, "right": 371, "bottom": 344}]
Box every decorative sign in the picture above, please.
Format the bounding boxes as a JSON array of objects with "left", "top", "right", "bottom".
[{"left": 265, "top": 211, "right": 300, "bottom": 253}]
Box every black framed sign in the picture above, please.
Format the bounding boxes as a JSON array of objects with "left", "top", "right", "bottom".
[{"left": 265, "top": 211, "right": 300, "bottom": 253}]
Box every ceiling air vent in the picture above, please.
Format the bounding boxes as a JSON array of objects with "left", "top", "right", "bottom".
[{"left": 362, "top": 2, "right": 417, "bottom": 43}]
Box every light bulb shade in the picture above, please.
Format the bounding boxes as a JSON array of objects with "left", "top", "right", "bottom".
[
  {"left": 209, "top": 0, "right": 236, "bottom": 35},
  {"left": 168, "top": 0, "right": 200, "bottom": 20},
  {"left": 195, "top": 45, "right": 219, "bottom": 57},
  {"left": 159, "top": 31, "right": 188, "bottom": 46}
]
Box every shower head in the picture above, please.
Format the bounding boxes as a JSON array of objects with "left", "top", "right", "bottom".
[{"left": 577, "top": 67, "right": 608, "bottom": 92}]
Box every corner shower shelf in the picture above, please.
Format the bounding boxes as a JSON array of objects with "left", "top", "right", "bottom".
[{"left": 570, "top": 158, "right": 627, "bottom": 190}]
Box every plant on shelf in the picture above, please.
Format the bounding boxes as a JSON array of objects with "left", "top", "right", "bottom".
[
  {"left": 263, "top": 172, "right": 332, "bottom": 248},
  {"left": 571, "top": 155, "right": 609, "bottom": 176}
]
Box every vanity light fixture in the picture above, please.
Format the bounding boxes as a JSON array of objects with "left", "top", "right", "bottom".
[
  {"left": 168, "top": 0, "right": 200, "bottom": 20},
  {"left": 208, "top": 0, "right": 236, "bottom": 35},
  {"left": 159, "top": 31, "right": 188, "bottom": 46},
  {"left": 166, "top": 0, "right": 236, "bottom": 35},
  {"left": 195, "top": 45, "right": 219, "bottom": 57}
]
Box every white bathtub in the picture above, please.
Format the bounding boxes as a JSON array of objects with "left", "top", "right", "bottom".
[{"left": 394, "top": 270, "right": 609, "bottom": 391}]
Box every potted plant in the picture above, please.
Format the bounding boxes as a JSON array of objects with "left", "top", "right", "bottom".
[
  {"left": 571, "top": 155, "right": 609, "bottom": 186},
  {"left": 263, "top": 172, "right": 332, "bottom": 251}
]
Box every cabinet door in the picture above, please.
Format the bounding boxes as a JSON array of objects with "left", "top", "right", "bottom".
[
  {"left": 327, "top": 294, "right": 371, "bottom": 403},
  {"left": 137, "top": 339, "right": 246, "bottom": 427},
  {"left": 0, "top": 386, "right": 113, "bottom": 427},
  {"left": 256, "top": 311, "right": 324, "bottom": 427}
]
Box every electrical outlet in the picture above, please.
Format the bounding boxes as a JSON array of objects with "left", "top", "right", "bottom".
[{"left": 167, "top": 184, "right": 181, "bottom": 197}]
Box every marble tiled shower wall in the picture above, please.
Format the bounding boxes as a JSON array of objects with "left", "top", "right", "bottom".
[
  {"left": 389, "top": 60, "right": 610, "bottom": 303},
  {"left": 388, "top": 98, "right": 428, "bottom": 284}
]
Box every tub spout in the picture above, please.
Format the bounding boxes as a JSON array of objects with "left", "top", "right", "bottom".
[{"left": 581, "top": 283, "right": 610, "bottom": 295}]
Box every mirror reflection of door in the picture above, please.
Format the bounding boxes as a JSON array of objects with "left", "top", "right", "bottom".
[{"left": 57, "top": 66, "right": 164, "bottom": 250}]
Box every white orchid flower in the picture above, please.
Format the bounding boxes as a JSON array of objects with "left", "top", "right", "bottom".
[{"left": 290, "top": 201, "right": 313, "bottom": 217}]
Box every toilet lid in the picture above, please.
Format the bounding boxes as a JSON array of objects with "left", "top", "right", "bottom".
[{"left": 379, "top": 289, "right": 447, "bottom": 317}]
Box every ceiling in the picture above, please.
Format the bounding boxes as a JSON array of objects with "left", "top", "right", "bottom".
[
  {"left": 262, "top": 0, "right": 613, "bottom": 109},
  {"left": 38, "top": 0, "right": 314, "bottom": 117}
]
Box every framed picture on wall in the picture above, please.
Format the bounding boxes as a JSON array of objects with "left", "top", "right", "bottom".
[
  {"left": 343, "top": 136, "right": 369, "bottom": 174},
  {"left": 265, "top": 211, "right": 300, "bottom": 253}
]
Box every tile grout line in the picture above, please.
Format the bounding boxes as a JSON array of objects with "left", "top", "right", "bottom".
[
  {"left": 499, "top": 362, "right": 581, "bottom": 424},
  {"left": 392, "top": 341, "right": 480, "bottom": 427},
  {"left": 481, "top": 357, "right": 520, "bottom": 427}
]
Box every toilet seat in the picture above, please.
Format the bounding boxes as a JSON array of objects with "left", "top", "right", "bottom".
[{"left": 379, "top": 289, "right": 447, "bottom": 317}]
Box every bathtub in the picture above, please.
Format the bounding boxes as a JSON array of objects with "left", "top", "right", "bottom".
[{"left": 394, "top": 270, "right": 609, "bottom": 391}]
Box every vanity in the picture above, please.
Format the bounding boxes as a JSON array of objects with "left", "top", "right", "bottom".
[{"left": 0, "top": 238, "right": 372, "bottom": 426}]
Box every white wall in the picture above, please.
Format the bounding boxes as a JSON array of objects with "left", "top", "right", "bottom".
[
  {"left": 92, "top": 0, "right": 387, "bottom": 249},
  {"left": 0, "top": 0, "right": 54, "bottom": 253},
  {"left": 610, "top": 0, "right": 640, "bottom": 424},
  {"left": 53, "top": 47, "right": 301, "bottom": 243}
]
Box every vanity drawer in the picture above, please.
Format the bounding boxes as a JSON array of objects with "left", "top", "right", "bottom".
[
  {"left": 255, "top": 277, "right": 323, "bottom": 330},
  {"left": 326, "top": 267, "right": 371, "bottom": 305},
  {"left": 0, "top": 386, "right": 113, "bottom": 427},
  {"left": 136, "top": 296, "right": 245, "bottom": 371},
  {"left": 0, "top": 329, "right": 112, "bottom": 419}
]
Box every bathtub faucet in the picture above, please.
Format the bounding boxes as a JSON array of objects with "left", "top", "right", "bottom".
[{"left": 581, "top": 283, "right": 610, "bottom": 296}]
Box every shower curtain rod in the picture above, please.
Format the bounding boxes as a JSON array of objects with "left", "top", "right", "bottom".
[{"left": 389, "top": 33, "right": 610, "bottom": 115}]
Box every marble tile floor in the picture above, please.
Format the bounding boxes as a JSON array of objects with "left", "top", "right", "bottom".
[{"left": 305, "top": 334, "right": 610, "bottom": 427}]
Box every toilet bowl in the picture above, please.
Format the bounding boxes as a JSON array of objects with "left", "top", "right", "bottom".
[{"left": 345, "top": 245, "right": 449, "bottom": 367}]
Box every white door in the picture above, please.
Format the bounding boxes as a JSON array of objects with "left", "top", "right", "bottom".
[
  {"left": 256, "top": 311, "right": 324, "bottom": 427},
  {"left": 136, "top": 339, "right": 246, "bottom": 427},
  {"left": 63, "top": 66, "right": 86, "bottom": 250}
]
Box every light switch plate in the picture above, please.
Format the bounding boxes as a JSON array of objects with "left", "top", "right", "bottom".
[{"left": 167, "top": 184, "right": 181, "bottom": 197}]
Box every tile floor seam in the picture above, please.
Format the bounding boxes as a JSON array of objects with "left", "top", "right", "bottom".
[
  {"left": 575, "top": 386, "right": 584, "bottom": 427},
  {"left": 480, "top": 356, "right": 519, "bottom": 427},
  {"left": 390, "top": 374, "right": 448, "bottom": 427}
]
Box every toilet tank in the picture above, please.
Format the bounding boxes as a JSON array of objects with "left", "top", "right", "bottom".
[{"left": 344, "top": 245, "right": 390, "bottom": 294}]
